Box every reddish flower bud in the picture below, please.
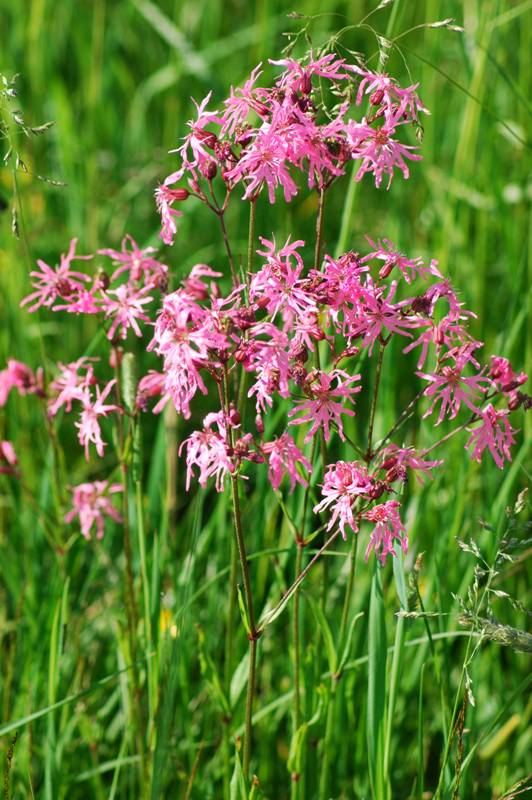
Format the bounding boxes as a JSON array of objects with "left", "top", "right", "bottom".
[
  {"left": 200, "top": 160, "right": 218, "bottom": 180},
  {"left": 370, "top": 88, "right": 385, "bottom": 105}
]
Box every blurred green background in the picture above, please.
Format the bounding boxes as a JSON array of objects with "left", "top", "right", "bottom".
[{"left": 0, "top": 1, "right": 530, "bottom": 798}]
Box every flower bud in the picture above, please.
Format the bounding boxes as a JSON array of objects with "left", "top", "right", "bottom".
[
  {"left": 200, "top": 160, "right": 218, "bottom": 180},
  {"left": 255, "top": 414, "right": 264, "bottom": 435},
  {"left": 370, "top": 88, "right": 385, "bottom": 105}
]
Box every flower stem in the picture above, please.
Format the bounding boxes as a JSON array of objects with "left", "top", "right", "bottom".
[
  {"left": 247, "top": 200, "right": 256, "bottom": 275},
  {"left": 223, "top": 537, "right": 238, "bottom": 800},
  {"left": 230, "top": 473, "right": 258, "bottom": 780},
  {"left": 366, "top": 342, "right": 386, "bottom": 461}
]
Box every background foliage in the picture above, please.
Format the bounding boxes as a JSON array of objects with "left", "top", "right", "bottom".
[{"left": 0, "top": 1, "right": 530, "bottom": 798}]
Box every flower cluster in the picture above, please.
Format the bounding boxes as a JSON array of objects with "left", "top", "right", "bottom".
[
  {"left": 4, "top": 52, "right": 528, "bottom": 561},
  {"left": 156, "top": 55, "right": 428, "bottom": 244},
  {"left": 20, "top": 235, "right": 167, "bottom": 341}
]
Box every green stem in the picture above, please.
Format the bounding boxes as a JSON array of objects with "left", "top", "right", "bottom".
[
  {"left": 230, "top": 474, "right": 258, "bottom": 780},
  {"left": 247, "top": 200, "right": 256, "bottom": 275},
  {"left": 223, "top": 538, "right": 238, "bottom": 800},
  {"left": 366, "top": 342, "right": 385, "bottom": 461}
]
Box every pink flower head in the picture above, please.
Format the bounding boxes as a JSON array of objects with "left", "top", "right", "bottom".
[
  {"left": 99, "top": 234, "right": 168, "bottom": 288},
  {"left": 0, "top": 441, "right": 18, "bottom": 475},
  {"left": 347, "top": 119, "right": 422, "bottom": 189},
  {"left": 53, "top": 289, "right": 101, "bottom": 315},
  {"left": 363, "top": 500, "right": 407, "bottom": 564},
  {"left": 48, "top": 357, "right": 97, "bottom": 417},
  {"left": 225, "top": 113, "right": 298, "bottom": 203},
  {"left": 171, "top": 92, "right": 223, "bottom": 177},
  {"left": 288, "top": 369, "right": 361, "bottom": 443},
  {"left": 490, "top": 356, "right": 527, "bottom": 394},
  {"left": 313, "top": 460, "right": 374, "bottom": 539},
  {"left": 155, "top": 184, "right": 186, "bottom": 246},
  {"left": 346, "top": 280, "right": 418, "bottom": 353},
  {"left": 75, "top": 380, "right": 120, "bottom": 460},
  {"left": 466, "top": 404, "right": 517, "bottom": 470},
  {"left": 263, "top": 433, "right": 312, "bottom": 492},
  {"left": 362, "top": 237, "right": 441, "bottom": 283},
  {"left": 251, "top": 236, "right": 315, "bottom": 321},
  {"left": 221, "top": 63, "right": 265, "bottom": 136},
  {"left": 20, "top": 238, "right": 92, "bottom": 311},
  {"left": 179, "top": 411, "right": 236, "bottom": 492},
  {"left": 417, "top": 356, "right": 492, "bottom": 424},
  {"left": 136, "top": 370, "right": 171, "bottom": 414},
  {"left": 351, "top": 67, "right": 428, "bottom": 125},
  {"left": 65, "top": 481, "right": 123, "bottom": 540},
  {"left": 271, "top": 53, "right": 352, "bottom": 91},
  {"left": 379, "top": 444, "right": 443, "bottom": 484},
  {"left": 101, "top": 284, "right": 153, "bottom": 340},
  {"left": 0, "top": 359, "right": 41, "bottom": 406}
]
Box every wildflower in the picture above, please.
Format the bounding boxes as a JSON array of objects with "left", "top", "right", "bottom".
[
  {"left": 179, "top": 412, "right": 235, "bottom": 491},
  {"left": 65, "top": 481, "right": 123, "bottom": 540},
  {"left": 313, "top": 461, "right": 374, "bottom": 539},
  {"left": 101, "top": 284, "right": 153, "bottom": 340},
  {"left": 48, "top": 357, "right": 96, "bottom": 417},
  {"left": 347, "top": 119, "right": 422, "bottom": 189},
  {"left": 351, "top": 67, "right": 428, "bottom": 125},
  {"left": 379, "top": 444, "right": 443, "bottom": 483},
  {"left": 465, "top": 404, "right": 517, "bottom": 469},
  {"left": 490, "top": 356, "right": 527, "bottom": 394},
  {"left": 271, "top": 53, "right": 352, "bottom": 91},
  {"left": 20, "top": 238, "right": 92, "bottom": 311},
  {"left": 55, "top": 288, "right": 102, "bottom": 314},
  {"left": 362, "top": 238, "right": 441, "bottom": 283},
  {"left": 363, "top": 500, "right": 407, "bottom": 563},
  {"left": 263, "top": 433, "right": 312, "bottom": 492},
  {"left": 221, "top": 63, "right": 265, "bottom": 136},
  {"left": 346, "top": 280, "right": 418, "bottom": 353},
  {"left": 136, "top": 370, "right": 171, "bottom": 413},
  {"left": 288, "top": 369, "right": 361, "bottom": 443},
  {"left": 155, "top": 184, "right": 185, "bottom": 246},
  {"left": 0, "top": 359, "right": 41, "bottom": 406},
  {"left": 99, "top": 234, "right": 168, "bottom": 287},
  {"left": 251, "top": 236, "right": 315, "bottom": 321},
  {"left": 75, "top": 380, "right": 120, "bottom": 460},
  {"left": 0, "top": 441, "right": 18, "bottom": 475},
  {"left": 417, "top": 355, "right": 492, "bottom": 424},
  {"left": 225, "top": 115, "right": 298, "bottom": 203}
]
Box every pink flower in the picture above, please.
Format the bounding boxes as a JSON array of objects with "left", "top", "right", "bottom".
[
  {"left": 20, "top": 238, "right": 92, "bottom": 311},
  {"left": 288, "top": 369, "right": 361, "bottom": 443},
  {"left": 245, "top": 323, "right": 291, "bottom": 412},
  {"left": 65, "top": 481, "right": 123, "bottom": 540},
  {"left": 465, "top": 404, "right": 517, "bottom": 469},
  {"left": 225, "top": 115, "right": 298, "bottom": 203},
  {"left": 417, "top": 357, "right": 492, "bottom": 424},
  {"left": 179, "top": 411, "right": 236, "bottom": 492},
  {"left": 490, "top": 356, "right": 527, "bottom": 393},
  {"left": 271, "top": 53, "right": 352, "bottom": 91},
  {"left": 75, "top": 380, "right": 120, "bottom": 460},
  {"left": 101, "top": 284, "right": 153, "bottom": 340},
  {"left": 48, "top": 358, "right": 96, "bottom": 417},
  {"left": 313, "top": 461, "right": 374, "bottom": 539},
  {"left": 155, "top": 185, "right": 185, "bottom": 246},
  {"left": 0, "top": 441, "right": 18, "bottom": 475},
  {"left": 99, "top": 234, "right": 168, "bottom": 288},
  {"left": 263, "top": 433, "right": 312, "bottom": 492},
  {"left": 136, "top": 370, "right": 171, "bottom": 414},
  {"left": 221, "top": 63, "right": 265, "bottom": 136},
  {"left": 346, "top": 280, "right": 418, "bottom": 353},
  {"left": 362, "top": 238, "right": 441, "bottom": 283},
  {"left": 347, "top": 120, "right": 422, "bottom": 189},
  {"left": 0, "top": 359, "right": 41, "bottom": 406},
  {"left": 363, "top": 500, "right": 407, "bottom": 564},
  {"left": 251, "top": 236, "right": 315, "bottom": 321},
  {"left": 54, "top": 289, "right": 101, "bottom": 315},
  {"left": 379, "top": 445, "right": 443, "bottom": 484},
  {"left": 351, "top": 67, "right": 428, "bottom": 125}
]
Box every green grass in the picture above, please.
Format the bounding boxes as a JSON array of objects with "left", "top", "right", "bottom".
[{"left": 0, "top": 1, "right": 531, "bottom": 798}]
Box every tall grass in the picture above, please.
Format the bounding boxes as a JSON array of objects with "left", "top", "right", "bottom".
[{"left": 0, "top": 1, "right": 530, "bottom": 798}]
